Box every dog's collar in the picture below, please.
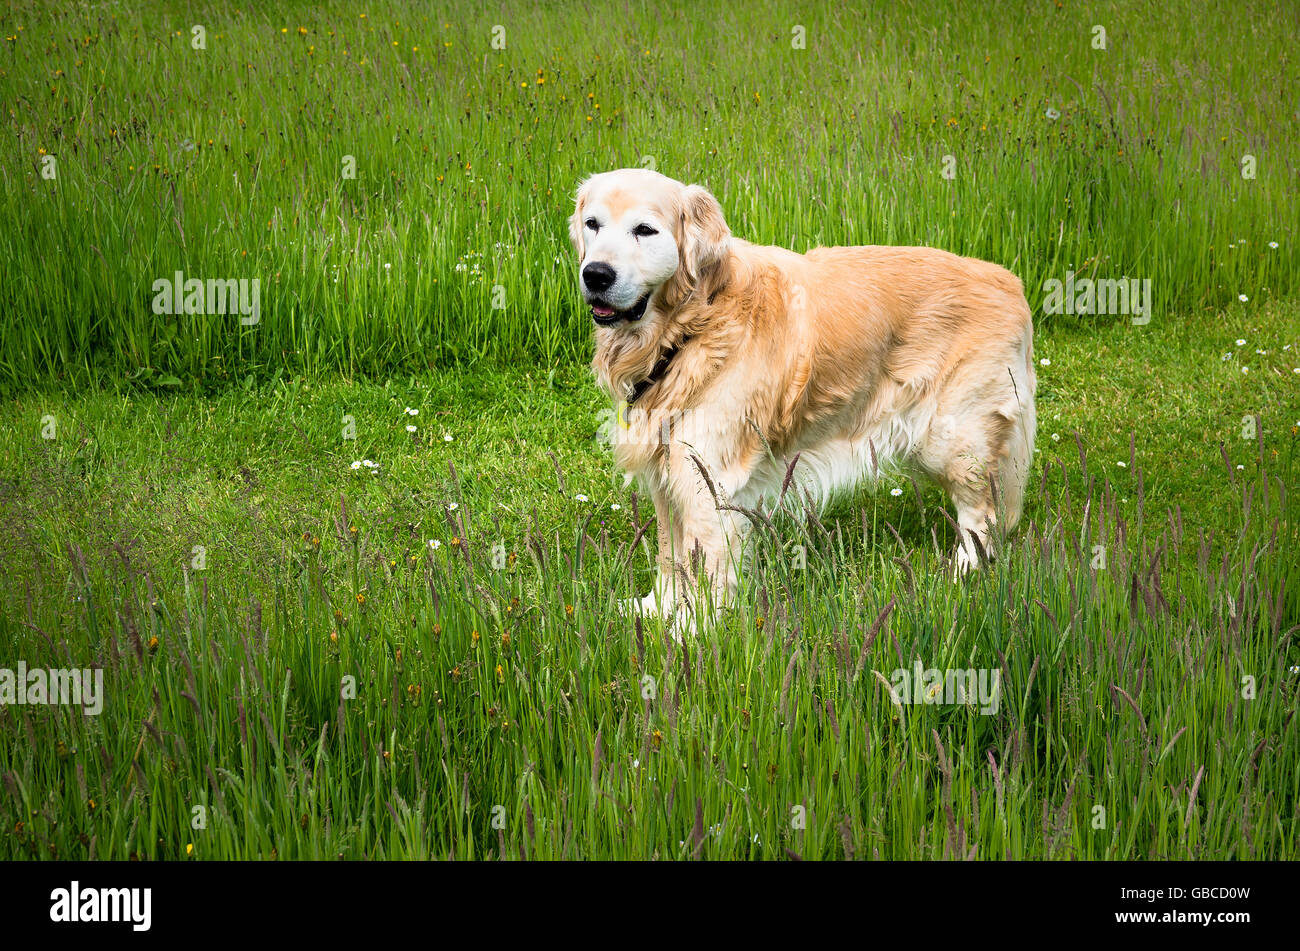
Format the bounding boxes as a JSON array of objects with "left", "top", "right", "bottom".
[{"left": 626, "top": 335, "right": 694, "bottom": 406}]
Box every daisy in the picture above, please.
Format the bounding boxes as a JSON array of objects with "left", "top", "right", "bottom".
[
  {"left": 889, "top": 487, "right": 903, "bottom": 497},
  {"left": 406, "top": 425, "right": 417, "bottom": 433}
]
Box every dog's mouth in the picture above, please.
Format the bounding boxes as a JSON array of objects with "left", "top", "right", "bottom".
[{"left": 589, "top": 292, "right": 651, "bottom": 326}]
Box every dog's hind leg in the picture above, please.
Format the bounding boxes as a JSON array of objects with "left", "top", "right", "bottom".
[
  {"left": 927, "top": 407, "right": 1030, "bottom": 578},
  {"left": 942, "top": 461, "right": 999, "bottom": 577},
  {"left": 925, "top": 340, "right": 1036, "bottom": 577}
]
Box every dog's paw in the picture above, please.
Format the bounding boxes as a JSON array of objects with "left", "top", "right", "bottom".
[
  {"left": 952, "top": 540, "right": 997, "bottom": 580},
  {"left": 619, "top": 591, "right": 666, "bottom": 617},
  {"left": 619, "top": 591, "right": 695, "bottom": 642},
  {"left": 664, "top": 608, "right": 692, "bottom": 644},
  {"left": 952, "top": 546, "right": 979, "bottom": 580}
]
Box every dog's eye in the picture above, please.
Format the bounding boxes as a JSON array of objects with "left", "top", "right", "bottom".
[
  {"left": 584, "top": 218, "right": 600, "bottom": 231},
  {"left": 633, "top": 224, "right": 658, "bottom": 237}
]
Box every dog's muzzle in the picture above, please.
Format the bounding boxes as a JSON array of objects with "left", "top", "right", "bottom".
[{"left": 589, "top": 292, "right": 651, "bottom": 326}]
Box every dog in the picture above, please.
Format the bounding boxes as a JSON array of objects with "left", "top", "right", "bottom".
[{"left": 570, "top": 168, "right": 1036, "bottom": 622}]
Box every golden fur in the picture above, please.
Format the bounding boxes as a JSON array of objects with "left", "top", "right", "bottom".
[{"left": 571, "top": 169, "right": 1037, "bottom": 621}]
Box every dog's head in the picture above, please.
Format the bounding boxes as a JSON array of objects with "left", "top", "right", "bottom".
[{"left": 569, "top": 169, "right": 731, "bottom": 327}]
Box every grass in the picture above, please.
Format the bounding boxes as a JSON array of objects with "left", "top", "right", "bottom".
[
  {"left": 1, "top": 0, "right": 1299, "bottom": 860},
  {"left": 0, "top": 0, "right": 1296, "bottom": 390},
  {"left": 1, "top": 299, "right": 1298, "bottom": 859}
]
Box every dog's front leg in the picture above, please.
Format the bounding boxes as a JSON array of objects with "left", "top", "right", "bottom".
[
  {"left": 675, "top": 495, "right": 744, "bottom": 613},
  {"left": 666, "top": 446, "right": 752, "bottom": 626},
  {"left": 621, "top": 466, "right": 745, "bottom": 634},
  {"left": 624, "top": 482, "right": 686, "bottom": 618}
]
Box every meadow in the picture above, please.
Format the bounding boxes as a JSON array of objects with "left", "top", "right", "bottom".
[{"left": 0, "top": 0, "right": 1298, "bottom": 860}]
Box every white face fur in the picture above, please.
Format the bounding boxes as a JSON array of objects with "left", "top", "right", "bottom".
[{"left": 571, "top": 170, "right": 682, "bottom": 326}]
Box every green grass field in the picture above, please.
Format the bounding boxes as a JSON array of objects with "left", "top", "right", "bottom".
[{"left": 1, "top": 0, "right": 1298, "bottom": 860}]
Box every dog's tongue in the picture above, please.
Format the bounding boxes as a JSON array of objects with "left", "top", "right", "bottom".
[{"left": 592, "top": 304, "right": 616, "bottom": 318}]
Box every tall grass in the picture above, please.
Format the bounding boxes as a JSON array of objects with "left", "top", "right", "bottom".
[
  {"left": 2, "top": 431, "right": 1295, "bottom": 859},
  {"left": 0, "top": 0, "right": 1296, "bottom": 392}
]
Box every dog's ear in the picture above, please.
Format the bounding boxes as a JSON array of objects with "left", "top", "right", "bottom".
[
  {"left": 677, "top": 183, "right": 732, "bottom": 294},
  {"left": 568, "top": 179, "right": 590, "bottom": 260}
]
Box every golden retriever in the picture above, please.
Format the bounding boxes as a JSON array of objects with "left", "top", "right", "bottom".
[{"left": 570, "top": 168, "right": 1036, "bottom": 623}]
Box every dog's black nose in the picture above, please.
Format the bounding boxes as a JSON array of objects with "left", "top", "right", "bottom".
[{"left": 582, "top": 262, "right": 616, "bottom": 293}]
